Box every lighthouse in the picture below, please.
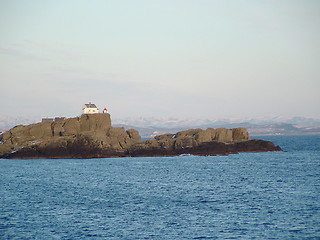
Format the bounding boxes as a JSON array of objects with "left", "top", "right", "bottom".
[
  {"left": 103, "top": 108, "right": 108, "bottom": 113},
  {"left": 82, "top": 102, "right": 99, "bottom": 114}
]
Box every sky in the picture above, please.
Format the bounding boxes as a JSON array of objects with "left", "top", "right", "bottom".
[{"left": 1, "top": 0, "right": 319, "bottom": 120}]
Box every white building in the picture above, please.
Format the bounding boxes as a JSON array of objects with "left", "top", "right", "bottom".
[{"left": 82, "top": 102, "right": 99, "bottom": 114}]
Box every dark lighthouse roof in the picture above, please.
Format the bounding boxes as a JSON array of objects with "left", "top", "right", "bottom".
[{"left": 84, "top": 102, "right": 97, "bottom": 108}]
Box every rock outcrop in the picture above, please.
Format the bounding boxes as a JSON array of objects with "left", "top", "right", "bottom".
[
  {"left": 128, "top": 127, "right": 280, "bottom": 157},
  {"left": 0, "top": 114, "right": 281, "bottom": 159},
  {"left": 0, "top": 114, "right": 141, "bottom": 158}
]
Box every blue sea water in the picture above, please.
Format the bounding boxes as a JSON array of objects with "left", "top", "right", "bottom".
[{"left": 0, "top": 135, "right": 320, "bottom": 239}]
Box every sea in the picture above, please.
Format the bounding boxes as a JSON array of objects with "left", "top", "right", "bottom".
[{"left": 0, "top": 135, "right": 319, "bottom": 239}]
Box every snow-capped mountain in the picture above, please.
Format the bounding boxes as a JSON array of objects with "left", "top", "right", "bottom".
[
  {"left": 112, "top": 116, "right": 320, "bottom": 137},
  {"left": 1, "top": 115, "right": 320, "bottom": 137}
]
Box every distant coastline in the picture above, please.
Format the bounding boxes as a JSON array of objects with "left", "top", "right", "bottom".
[
  {"left": 1, "top": 117, "right": 320, "bottom": 138},
  {"left": 113, "top": 123, "right": 320, "bottom": 138}
]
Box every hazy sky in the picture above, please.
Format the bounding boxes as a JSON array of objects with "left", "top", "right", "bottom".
[{"left": 1, "top": 0, "right": 319, "bottom": 119}]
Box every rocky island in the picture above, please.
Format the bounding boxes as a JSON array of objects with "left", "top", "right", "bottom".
[{"left": 0, "top": 114, "right": 281, "bottom": 159}]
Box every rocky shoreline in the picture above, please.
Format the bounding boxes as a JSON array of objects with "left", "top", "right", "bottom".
[{"left": 0, "top": 114, "right": 281, "bottom": 159}]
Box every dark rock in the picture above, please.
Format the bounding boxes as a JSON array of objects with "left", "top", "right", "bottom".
[
  {"left": 127, "top": 128, "right": 281, "bottom": 157},
  {"left": 232, "top": 127, "right": 250, "bottom": 141},
  {"left": 0, "top": 114, "right": 139, "bottom": 158},
  {"left": 0, "top": 115, "right": 281, "bottom": 159}
]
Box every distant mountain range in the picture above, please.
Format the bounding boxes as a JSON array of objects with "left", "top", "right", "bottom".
[
  {"left": 1, "top": 115, "right": 320, "bottom": 137},
  {"left": 112, "top": 116, "right": 320, "bottom": 137}
]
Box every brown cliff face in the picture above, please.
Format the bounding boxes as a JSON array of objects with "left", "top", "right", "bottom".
[
  {"left": 0, "top": 115, "right": 281, "bottom": 159},
  {"left": 128, "top": 128, "right": 280, "bottom": 157},
  {"left": 130, "top": 127, "right": 250, "bottom": 153},
  {"left": 0, "top": 114, "right": 141, "bottom": 158}
]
